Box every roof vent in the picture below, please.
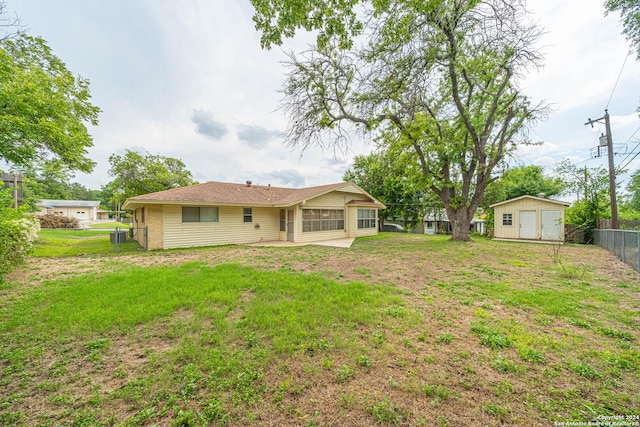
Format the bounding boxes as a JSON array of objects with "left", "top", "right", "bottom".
[
  {"left": 537, "top": 192, "right": 545, "bottom": 198},
  {"left": 246, "top": 180, "right": 252, "bottom": 187}
]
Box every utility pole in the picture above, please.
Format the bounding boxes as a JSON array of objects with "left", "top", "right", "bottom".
[{"left": 585, "top": 109, "right": 618, "bottom": 229}]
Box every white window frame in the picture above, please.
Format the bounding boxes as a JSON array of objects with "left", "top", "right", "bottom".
[
  {"left": 182, "top": 206, "right": 219, "bottom": 223},
  {"left": 357, "top": 208, "right": 377, "bottom": 229}
]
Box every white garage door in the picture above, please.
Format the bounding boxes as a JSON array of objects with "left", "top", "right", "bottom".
[
  {"left": 519, "top": 211, "right": 536, "bottom": 239},
  {"left": 74, "top": 210, "right": 90, "bottom": 220},
  {"left": 541, "top": 210, "right": 562, "bottom": 240}
]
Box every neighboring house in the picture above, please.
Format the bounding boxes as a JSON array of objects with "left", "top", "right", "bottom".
[
  {"left": 412, "top": 212, "right": 486, "bottom": 235},
  {"left": 490, "top": 195, "right": 571, "bottom": 241},
  {"left": 37, "top": 199, "right": 101, "bottom": 221},
  {"left": 122, "top": 181, "right": 385, "bottom": 250},
  {"left": 96, "top": 209, "right": 110, "bottom": 220}
]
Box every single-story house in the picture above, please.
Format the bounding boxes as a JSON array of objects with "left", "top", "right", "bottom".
[
  {"left": 37, "top": 199, "right": 101, "bottom": 221},
  {"left": 409, "top": 212, "right": 486, "bottom": 235},
  {"left": 121, "top": 180, "right": 385, "bottom": 250},
  {"left": 490, "top": 195, "right": 571, "bottom": 241}
]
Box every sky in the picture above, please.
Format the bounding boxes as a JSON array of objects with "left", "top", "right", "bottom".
[{"left": 3, "top": 0, "right": 640, "bottom": 192}]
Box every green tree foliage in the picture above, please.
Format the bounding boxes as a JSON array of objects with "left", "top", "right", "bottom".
[
  {"left": 17, "top": 160, "right": 101, "bottom": 204},
  {"left": 605, "top": 0, "right": 640, "bottom": 60},
  {"left": 624, "top": 168, "right": 640, "bottom": 211},
  {"left": 555, "top": 160, "right": 611, "bottom": 230},
  {"left": 107, "top": 150, "right": 196, "bottom": 202},
  {"left": 344, "top": 150, "right": 437, "bottom": 228},
  {"left": 0, "top": 186, "right": 39, "bottom": 282},
  {"left": 266, "top": 0, "right": 547, "bottom": 241},
  {"left": 250, "top": 0, "right": 363, "bottom": 50},
  {"left": 0, "top": 33, "right": 100, "bottom": 172},
  {"left": 98, "top": 181, "right": 119, "bottom": 212}
]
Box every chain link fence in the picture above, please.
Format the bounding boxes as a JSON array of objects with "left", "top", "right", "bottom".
[
  {"left": 594, "top": 229, "right": 640, "bottom": 273},
  {"left": 110, "top": 226, "right": 147, "bottom": 252},
  {"left": 131, "top": 225, "right": 148, "bottom": 252}
]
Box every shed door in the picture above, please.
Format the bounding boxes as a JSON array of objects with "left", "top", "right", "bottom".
[
  {"left": 519, "top": 211, "right": 536, "bottom": 239},
  {"left": 541, "top": 210, "right": 562, "bottom": 241}
]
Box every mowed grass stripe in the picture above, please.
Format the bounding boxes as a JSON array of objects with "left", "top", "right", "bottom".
[
  {"left": 0, "top": 263, "right": 403, "bottom": 341},
  {"left": 33, "top": 229, "right": 140, "bottom": 257}
]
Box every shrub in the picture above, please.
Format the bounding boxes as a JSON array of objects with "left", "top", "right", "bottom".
[
  {"left": 367, "top": 398, "right": 403, "bottom": 425},
  {"left": 0, "top": 189, "right": 40, "bottom": 281},
  {"left": 37, "top": 214, "right": 80, "bottom": 229}
]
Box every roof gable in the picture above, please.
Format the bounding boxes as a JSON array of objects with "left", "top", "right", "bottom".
[{"left": 489, "top": 195, "right": 571, "bottom": 208}]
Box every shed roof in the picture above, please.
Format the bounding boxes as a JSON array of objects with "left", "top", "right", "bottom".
[
  {"left": 489, "top": 195, "right": 571, "bottom": 208},
  {"left": 122, "top": 181, "right": 385, "bottom": 210}
]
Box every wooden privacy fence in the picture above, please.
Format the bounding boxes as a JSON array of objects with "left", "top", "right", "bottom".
[
  {"left": 1, "top": 173, "right": 22, "bottom": 207},
  {"left": 598, "top": 219, "right": 640, "bottom": 230},
  {"left": 564, "top": 224, "right": 587, "bottom": 244}
]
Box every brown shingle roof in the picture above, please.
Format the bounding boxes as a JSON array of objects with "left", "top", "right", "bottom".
[{"left": 122, "top": 181, "right": 384, "bottom": 209}]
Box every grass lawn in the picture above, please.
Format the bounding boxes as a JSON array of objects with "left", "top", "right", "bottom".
[
  {"left": 1, "top": 234, "right": 638, "bottom": 426},
  {"left": 33, "top": 229, "right": 141, "bottom": 257},
  {"left": 88, "top": 222, "right": 132, "bottom": 229}
]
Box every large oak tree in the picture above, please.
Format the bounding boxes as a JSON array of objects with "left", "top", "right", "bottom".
[
  {"left": 0, "top": 24, "right": 100, "bottom": 172},
  {"left": 252, "top": 0, "right": 548, "bottom": 240}
]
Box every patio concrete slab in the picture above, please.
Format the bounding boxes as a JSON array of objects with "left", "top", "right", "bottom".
[{"left": 248, "top": 237, "right": 355, "bottom": 248}]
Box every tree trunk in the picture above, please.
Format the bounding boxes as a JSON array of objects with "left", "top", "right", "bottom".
[{"left": 449, "top": 209, "right": 472, "bottom": 242}]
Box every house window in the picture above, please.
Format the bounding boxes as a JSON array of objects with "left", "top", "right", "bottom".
[
  {"left": 141, "top": 207, "right": 145, "bottom": 223},
  {"left": 280, "top": 209, "right": 286, "bottom": 231},
  {"left": 302, "top": 209, "right": 344, "bottom": 232},
  {"left": 357, "top": 208, "right": 376, "bottom": 229},
  {"left": 182, "top": 206, "right": 219, "bottom": 223},
  {"left": 243, "top": 208, "right": 253, "bottom": 223},
  {"left": 502, "top": 213, "right": 513, "bottom": 226}
]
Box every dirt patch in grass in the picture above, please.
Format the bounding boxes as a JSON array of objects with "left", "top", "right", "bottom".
[{"left": 3, "top": 235, "right": 639, "bottom": 426}]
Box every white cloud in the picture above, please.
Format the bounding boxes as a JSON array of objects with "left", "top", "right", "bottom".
[
  {"left": 255, "top": 169, "right": 306, "bottom": 187},
  {"left": 191, "top": 109, "right": 229, "bottom": 140},
  {"left": 237, "top": 125, "right": 281, "bottom": 149}
]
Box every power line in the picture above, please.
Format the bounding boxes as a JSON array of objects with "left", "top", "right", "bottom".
[
  {"left": 616, "top": 125, "right": 640, "bottom": 170},
  {"left": 606, "top": 50, "right": 632, "bottom": 110}
]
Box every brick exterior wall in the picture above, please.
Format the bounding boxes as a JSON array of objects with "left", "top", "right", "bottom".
[{"left": 133, "top": 205, "right": 164, "bottom": 250}]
